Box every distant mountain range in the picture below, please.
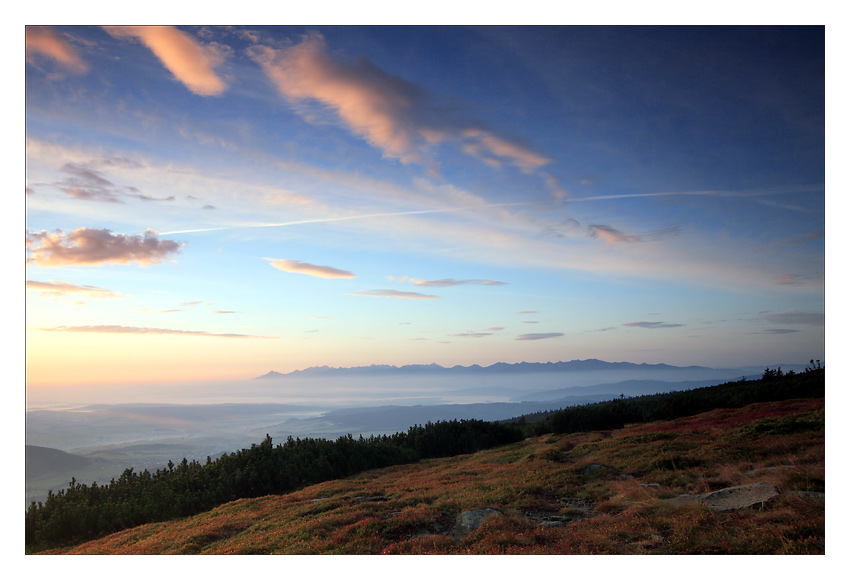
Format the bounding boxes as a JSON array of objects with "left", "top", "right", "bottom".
[{"left": 253, "top": 359, "right": 737, "bottom": 380}]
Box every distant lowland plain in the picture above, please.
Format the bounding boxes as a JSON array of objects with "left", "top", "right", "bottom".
[{"left": 26, "top": 358, "right": 808, "bottom": 507}]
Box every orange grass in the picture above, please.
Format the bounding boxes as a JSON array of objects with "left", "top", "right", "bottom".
[{"left": 40, "top": 397, "right": 824, "bottom": 555}]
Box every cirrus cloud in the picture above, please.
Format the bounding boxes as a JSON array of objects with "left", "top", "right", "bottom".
[
  {"left": 623, "top": 321, "right": 684, "bottom": 329},
  {"left": 26, "top": 26, "right": 88, "bottom": 74},
  {"left": 40, "top": 325, "right": 273, "bottom": 339},
  {"left": 249, "top": 32, "right": 552, "bottom": 178},
  {"left": 390, "top": 276, "right": 507, "bottom": 287},
  {"left": 26, "top": 280, "right": 125, "bottom": 300},
  {"left": 266, "top": 258, "right": 355, "bottom": 279},
  {"left": 26, "top": 228, "right": 184, "bottom": 267},
  {"left": 346, "top": 289, "right": 438, "bottom": 300},
  {"left": 515, "top": 333, "right": 564, "bottom": 341},
  {"left": 103, "top": 26, "right": 227, "bottom": 96}
]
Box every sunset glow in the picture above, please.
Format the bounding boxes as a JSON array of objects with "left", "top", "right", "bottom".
[{"left": 25, "top": 25, "right": 825, "bottom": 393}]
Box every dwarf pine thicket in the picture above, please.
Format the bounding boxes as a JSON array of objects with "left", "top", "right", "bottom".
[{"left": 25, "top": 366, "right": 824, "bottom": 553}]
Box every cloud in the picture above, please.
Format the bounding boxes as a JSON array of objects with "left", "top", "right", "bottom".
[
  {"left": 26, "top": 26, "right": 88, "bottom": 74},
  {"left": 391, "top": 276, "right": 507, "bottom": 287},
  {"left": 623, "top": 321, "right": 684, "bottom": 329},
  {"left": 26, "top": 228, "right": 183, "bottom": 267},
  {"left": 40, "top": 325, "right": 272, "bottom": 339},
  {"left": 249, "top": 33, "right": 550, "bottom": 175},
  {"left": 774, "top": 274, "right": 823, "bottom": 287},
  {"left": 589, "top": 224, "right": 640, "bottom": 244},
  {"left": 103, "top": 26, "right": 227, "bottom": 96},
  {"left": 522, "top": 321, "right": 539, "bottom": 324},
  {"left": 761, "top": 328, "right": 800, "bottom": 335},
  {"left": 515, "top": 333, "right": 564, "bottom": 341},
  {"left": 210, "top": 310, "right": 237, "bottom": 314},
  {"left": 485, "top": 327, "right": 505, "bottom": 331},
  {"left": 134, "top": 308, "right": 182, "bottom": 314},
  {"left": 449, "top": 332, "right": 493, "bottom": 338},
  {"left": 347, "top": 289, "right": 438, "bottom": 300},
  {"left": 763, "top": 312, "right": 824, "bottom": 326},
  {"left": 43, "top": 163, "right": 174, "bottom": 204},
  {"left": 266, "top": 258, "right": 355, "bottom": 279},
  {"left": 26, "top": 280, "right": 125, "bottom": 300}
]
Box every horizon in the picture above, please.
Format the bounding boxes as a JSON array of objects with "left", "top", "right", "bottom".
[{"left": 25, "top": 25, "right": 825, "bottom": 396}]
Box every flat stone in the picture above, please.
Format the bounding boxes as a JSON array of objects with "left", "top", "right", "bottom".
[{"left": 700, "top": 483, "right": 779, "bottom": 511}]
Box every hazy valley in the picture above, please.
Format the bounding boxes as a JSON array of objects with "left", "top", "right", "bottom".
[{"left": 25, "top": 359, "right": 805, "bottom": 506}]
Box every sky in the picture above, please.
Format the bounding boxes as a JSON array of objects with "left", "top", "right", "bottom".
[{"left": 24, "top": 24, "right": 826, "bottom": 389}]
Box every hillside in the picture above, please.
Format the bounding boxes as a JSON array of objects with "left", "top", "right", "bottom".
[
  {"left": 25, "top": 445, "right": 92, "bottom": 479},
  {"left": 38, "top": 394, "right": 824, "bottom": 555}
]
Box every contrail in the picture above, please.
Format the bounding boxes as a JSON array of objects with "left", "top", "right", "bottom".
[
  {"left": 160, "top": 202, "right": 535, "bottom": 235},
  {"left": 564, "top": 184, "right": 822, "bottom": 203}
]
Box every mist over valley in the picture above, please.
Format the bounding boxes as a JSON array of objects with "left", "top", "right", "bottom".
[{"left": 25, "top": 359, "right": 807, "bottom": 506}]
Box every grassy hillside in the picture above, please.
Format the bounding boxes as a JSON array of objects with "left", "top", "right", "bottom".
[{"left": 38, "top": 395, "right": 824, "bottom": 555}]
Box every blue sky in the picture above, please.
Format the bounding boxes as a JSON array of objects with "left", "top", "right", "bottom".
[{"left": 24, "top": 24, "right": 825, "bottom": 387}]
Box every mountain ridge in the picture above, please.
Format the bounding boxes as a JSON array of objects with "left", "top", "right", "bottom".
[{"left": 252, "top": 359, "right": 733, "bottom": 380}]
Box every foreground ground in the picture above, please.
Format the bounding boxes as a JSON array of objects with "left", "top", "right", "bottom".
[{"left": 39, "top": 397, "right": 824, "bottom": 555}]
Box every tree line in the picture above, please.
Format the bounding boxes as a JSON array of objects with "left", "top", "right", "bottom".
[
  {"left": 25, "top": 418, "right": 523, "bottom": 551},
  {"left": 26, "top": 365, "right": 824, "bottom": 552},
  {"left": 504, "top": 365, "right": 824, "bottom": 436}
]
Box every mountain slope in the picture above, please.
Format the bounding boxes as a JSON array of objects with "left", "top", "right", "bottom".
[
  {"left": 26, "top": 445, "right": 92, "bottom": 479},
  {"left": 42, "top": 396, "right": 824, "bottom": 555}
]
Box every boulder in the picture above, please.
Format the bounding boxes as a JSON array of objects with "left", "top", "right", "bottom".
[{"left": 448, "top": 508, "right": 501, "bottom": 540}]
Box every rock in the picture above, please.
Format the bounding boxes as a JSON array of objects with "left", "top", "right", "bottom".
[
  {"left": 665, "top": 483, "right": 780, "bottom": 511},
  {"left": 700, "top": 483, "right": 779, "bottom": 511},
  {"left": 353, "top": 495, "right": 388, "bottom": 503},
  {"left": 448, "top": 508, "right": 501, "bottom": 540}
]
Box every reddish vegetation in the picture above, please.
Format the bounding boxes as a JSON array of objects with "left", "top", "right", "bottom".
[{"left": 41, "top": 397, "right": 824, "bottom": 555}]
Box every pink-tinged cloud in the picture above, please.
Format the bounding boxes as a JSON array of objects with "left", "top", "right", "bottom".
[
  {"left": 266, "top": 258, "right": 355, "bottom": 279},
  {"left": 516, "top": 333, "right": 564, "bottom": 341},
  {"left": 347, "top": 289, "right": 438, "bottom": 300},
  {"left": 26, "top": 26, "right": 88, "bottom": 74},
  {"left": 623, "top": 321, "right": 684, "bottom": 329},
  {"left": 249, "top": 33, "right": 550, "bottom": 172},
  {"left": 26, "top": 280, "right": 125, "bottom": 299},
  {"left": 397, "top": 277, "right": 507, "bottom": 288},
  {"left": 26, "top": 228, "right": 183, "bottom": 267},
  {"left": 40, "top": 325, "right": 272, "bottom": 339},
  {"left": 103, "top": 26, "right": 226, "bottom": 96},
  {"left": 589, "top": 224, "right": 640, "bottom": 244},
  {"left": 449, "top": 332, "right": 493, "bottom": 338}
]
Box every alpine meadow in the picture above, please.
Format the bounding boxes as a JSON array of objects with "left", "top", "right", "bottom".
[{"left": 24, "top": 19, "right": 828, "bottom": 570}]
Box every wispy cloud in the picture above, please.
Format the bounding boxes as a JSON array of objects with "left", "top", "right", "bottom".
[
  {"left": 515, "top": 333, "right": 564, "bottom": 341},
  {"left": 26, "top": 228, "right": 183, "bottom": 267},
  {"left": 346, "top": 289, "right": 438, "bottom": 300},
  {"left": 774, "top": 274, "right": 823, "bottom": 287},
  {"left": 761, "top": 328, "right": 800, "bottom": 334},
  {"left": 590, "top": 224, "right": 682, "bottom": 245},
  {"left": 448, "top": 332, "right": 493, "bottom": 338},
  {"left": 134, "top": 308, "right": 182, "bottom": 314},
  {"left": 26, "top": 280, "right": 125, "bottom": 300},
  {"left": 390, "top": 276, "right": 507, "bottom": 287},
  {"left": 249, "top": 32, "right": 554, "bottom": 183},
  {"left": 103, "top": 26, "right": 227, "bottom": 96},
  {"left": 39, "top": 163, "right": 174, "bottom": 204},
  {"left": 266, "top": 258, "right": 355, "bottom": 279},
  {"left": 623, "top": 321, "right": 684, "bottom": 329},
  {"left": 26, "top": 26, "right": 88, "bottom": 74},
  {"left": 40, "top": 325, "right": 273, "bottom": 339},
  {"left": 762, "top": 312, "right": 824, "bottom": 326}
]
